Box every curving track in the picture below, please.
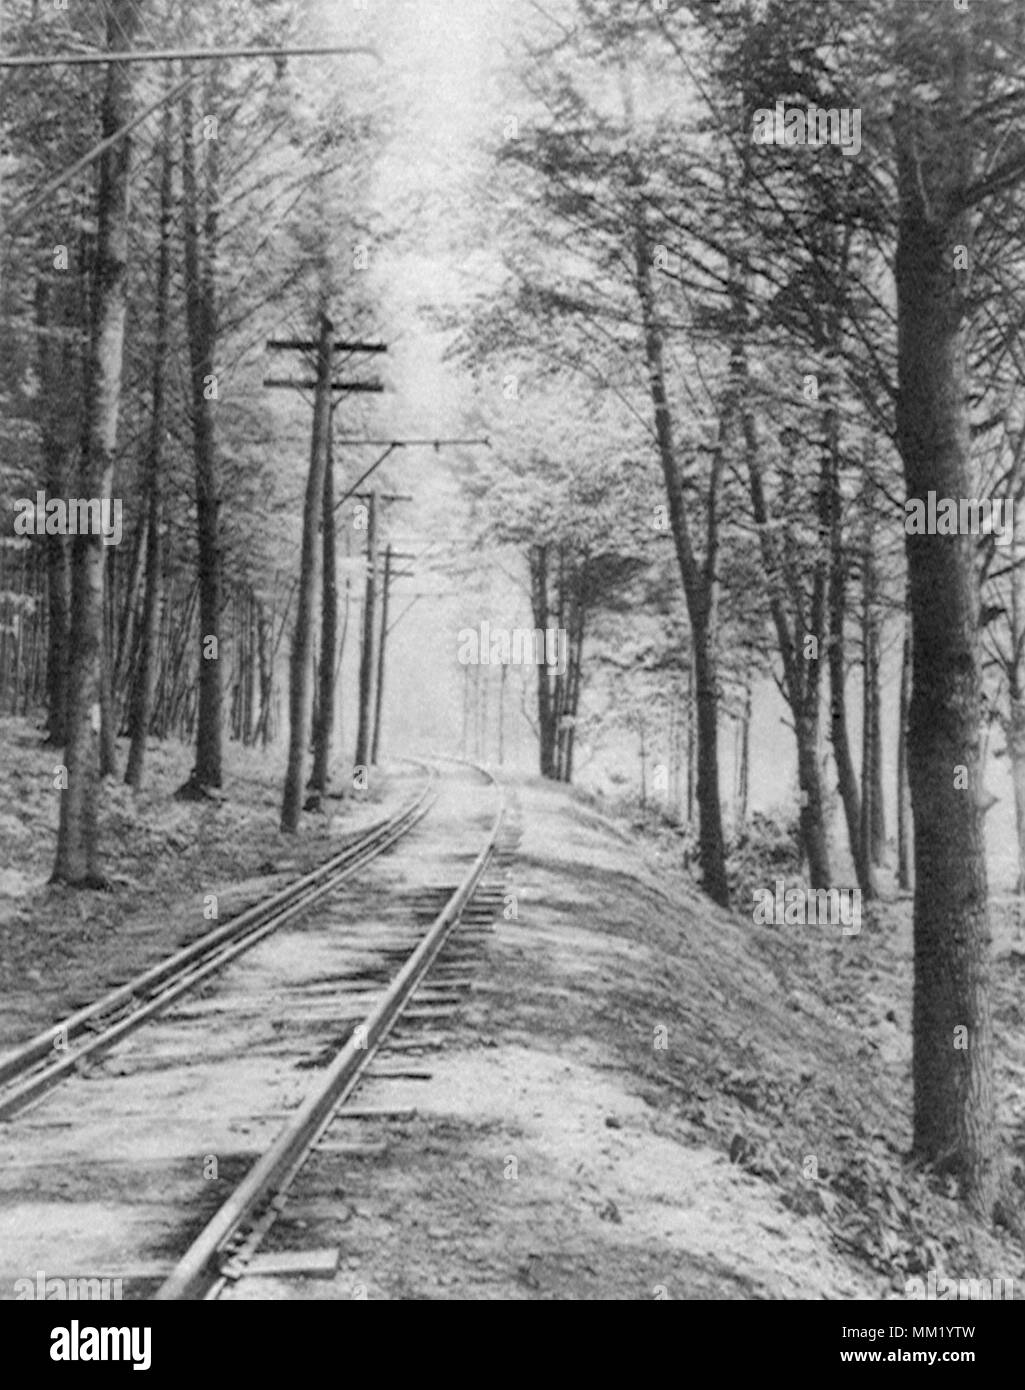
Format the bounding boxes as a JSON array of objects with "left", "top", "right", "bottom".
[
  {"left": 0, "top": 765, "right": 436, "bottom": 1121},
  {"left": 0, "top": 760, "right": 508, "bottom": 1303},
  {"left": 158, "top": 760, "right": 507, "bottom": 1299}
]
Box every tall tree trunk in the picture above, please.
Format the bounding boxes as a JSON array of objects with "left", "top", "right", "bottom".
[
  {"left": 530, "top": 544, "right": 558, "bottom": 778},
  {"left": 126, "top": 94, "right": 173, "bottom": 791},
  {"left": 744, "top": 408, "right": 832, "bottom": 889},
  {"left": 52, "top": 0, "right": 139, "bottom": 886},
  {"left": 795, "top": 720, "right": 831, "bottom": 889},
  {"left": 34, "top": 278, "right": 75, "bottom": 747},
  {"left": 895, "top": 7, "right": 994, "bottom": 1210},
  {"left": 112, "top": 503, "right": 146, "bottom": 710},
  {"left": 737, "top": 677, "right": 751, "bottom": 827},
  {"left": 825, "top": 370, "right": 871, "bottom": 894},
  {"left": 631, "top": 191, "right": 729, "bottom": 905},
  {"left": 870, "top": 636, "right": 887, "bottom": 861},
  {"left": 1008, "top": 526, "right": 1025, "bottom": 893},
  {"left": 861, "top": 541, "right": 886, "bottom": 866},
  {"left": 255, "top": 597, "right": 274, "bottom": 748},
  {"left": 99, "top": 561, "right": 118, "bottom": 776},
  {"left": 686, "top": 654, "right": 695, "bottom": 826},
  {"left": 1005, "top": 687, "right": 1025, "bottom": 897},
  {"left": 281, "top": 313, "right": 333, "bottom": 831},
  {"left": 897, "top": 606, "right": 913, "bottom": 891},
  {"left": 244, "top": 588, "right": 257, "bottom": 744},
  {"left": 690, "top": 622, "right": 729, "bottom": 894},
  {"left": 181, "top": 74, "right": 223, "bottom": 792},
  {"left": 561, "top": 588, "right": 586, "bottom": 782}
]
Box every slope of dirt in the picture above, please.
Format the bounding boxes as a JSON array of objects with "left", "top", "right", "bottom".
[{"left": 226, "top": 777, "right": 1025, "bottom": 1301}]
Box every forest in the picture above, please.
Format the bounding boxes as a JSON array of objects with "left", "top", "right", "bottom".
[{"left": 1, "top": 0, "right": 1024, "bottom": 1315}]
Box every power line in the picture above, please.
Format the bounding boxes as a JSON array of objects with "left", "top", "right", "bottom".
[
  {"left": 0, "top": 43, "right": 381, "bottom": 69},
  {"left": 4, "top": 69, "right": 196, "bottom": 235}
]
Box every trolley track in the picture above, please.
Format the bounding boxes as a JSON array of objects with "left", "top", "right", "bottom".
[
  {"left": 160, "top": 766, "right": 509, "bottom": 1300},
  {"left": 0, "top": 760, "right": 510, "bottom": 1302},
  {"left": 0, "top": 765, "right": 436, "bottom": 1121},
  {"left": 214, "top": 814, "right": 524, "bottom": 1302}
]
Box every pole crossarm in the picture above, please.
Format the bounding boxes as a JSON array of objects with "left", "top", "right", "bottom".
[
  {"left": 263, "top": 379, "right": 384, "bottom": 392},
  {"left": 333, "top": 437, "right": 491, "bottom": 448},
  {"left": 267, "top": 340, "right": 388, "bottom": 354}
]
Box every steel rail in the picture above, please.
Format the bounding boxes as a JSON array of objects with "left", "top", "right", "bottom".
[
  {"left": 0, "top": 770, "right": 436, "bottom": 1120},
  {"left": 155, "top": 764, "right": 504, "bottom": 1302}
]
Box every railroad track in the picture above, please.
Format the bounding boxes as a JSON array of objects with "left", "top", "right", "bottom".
[
  {"left": 157, "top": 760, "right": 510, "bottom": 1300},
  {"left": 0, "top": 765, "right": 437, "bottom": 1121},
  {"left": 0, "top": 759, "right": 514, "bottom": 1302}
]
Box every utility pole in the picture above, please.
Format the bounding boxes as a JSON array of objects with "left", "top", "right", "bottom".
[
  {"left": 370, "top": 543, "right": 392, "bottom": 767},
  {"left": 280, "top": 312, "right": 333, "bottom": 833},
  {"left": 323, "top": 437, "right": 489, "bottom": 773},
  {"left": 355, "top": 504, "right": 414, "bottom": 769},
  {"left": 365, "top": 544, "right": 417, "bottom": 766},
  {"left": 271, "top": 327, "right": 386, "bottom": 828},
  {"left": 310, "top": 426, "right": 336, "bottom": 800},
  {"left": 354, "top": 490, "right": 378, "bottom": 772}
]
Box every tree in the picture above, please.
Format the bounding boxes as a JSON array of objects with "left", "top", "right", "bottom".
[
  {"left": 53, "top": 0, "right": 141, "bottom": 885},
  {"left": 178, "top": 70, "right": 224, "bottom": 794},
  {"left": 893, "top": 0, "right": 1011, "bottom": 1210},
  {"left": 125, "top": 89, "right": 175, "bottom": 792},
  {"left": 455, "top": 12, "right": 737, "bottom": 902}
]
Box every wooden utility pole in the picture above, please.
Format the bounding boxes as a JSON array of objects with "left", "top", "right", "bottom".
[
  {"left": 310, "top": 427, "right": 337, "bottom": 800},
  {"left": 281, "top": 312, "right": 333, "bottom": 833},
  {"left": 354, "top": 502, "right": 412, "bottom": 769},
  {"left": 370, "top": 543, "right": 392, "bottom": 766},
  {"left": 354, "top": 490, "right": 378, "bottom": 772},
  {"left": 268, "top": 333, "right": 385, "bottom": 823}
]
